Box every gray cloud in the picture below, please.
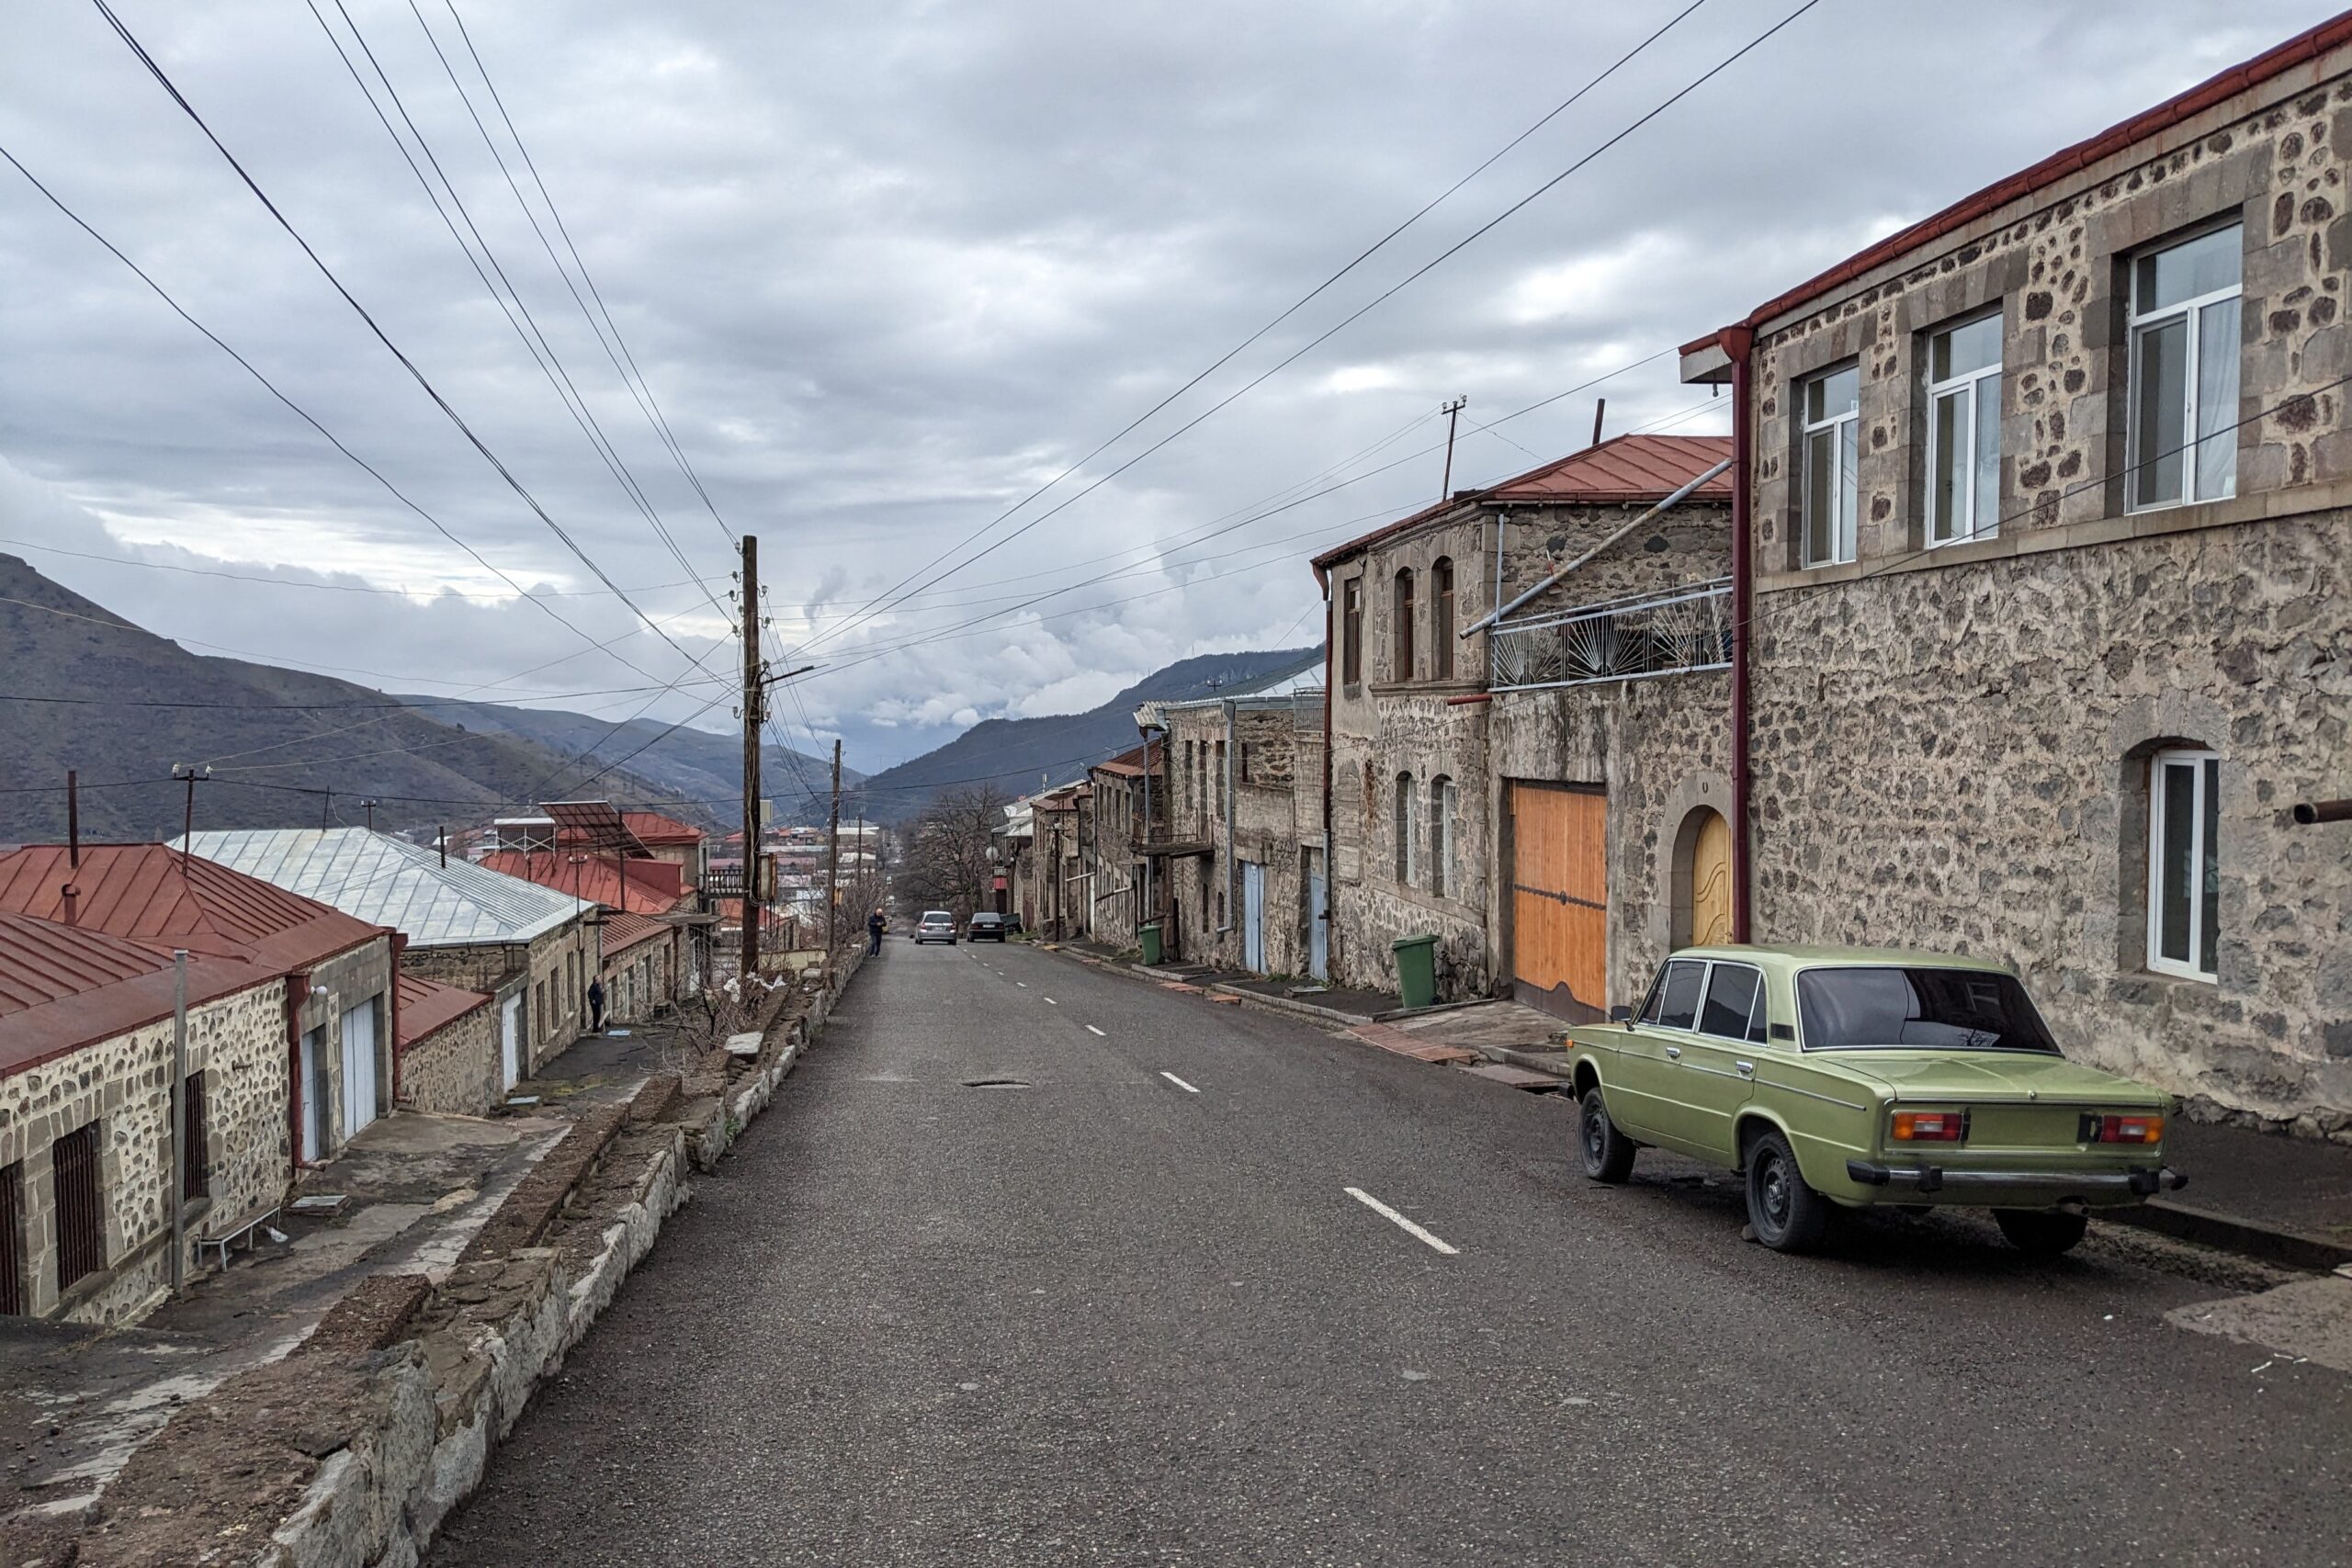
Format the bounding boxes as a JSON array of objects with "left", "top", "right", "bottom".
[{"left": 0, "top": 0, "right": 2330, "bottom": 773}]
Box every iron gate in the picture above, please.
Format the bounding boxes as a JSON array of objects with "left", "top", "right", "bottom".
[{"left": 53, "top": 1122, "right": 103, "bottom": 1293}]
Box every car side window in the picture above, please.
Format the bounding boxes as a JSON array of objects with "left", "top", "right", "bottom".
[
  {"left": 1651, "top": 960, "right": 1704, "bottom": 1031},
  {"left": 1699, "top": 963, "right": 1763, "bottom": 1042}
]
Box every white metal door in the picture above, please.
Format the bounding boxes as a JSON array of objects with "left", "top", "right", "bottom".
[
  {"left": 299, "top": 1026, "right": 324, "bottom": 1162},
  {"left": 1243, "top": 863, "right": 1266, "bottom": 973},
  {"left": 500, "top": 995, "right": 523, "bottom": 1089},
  {"left": 1307, "top": 870, "right": 1329, "bottom": 982},
  {"left": 339, "top": 999, "right": 379, "bottom": 1141}
]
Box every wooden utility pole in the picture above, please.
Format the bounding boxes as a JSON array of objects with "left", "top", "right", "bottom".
[
  {"left": 171, "top": 763, "right": 209, "bottom": 865},
  {"left": 740, "top": 535, "right": 763, "bottom": 985},
  {"left": 1439, "top": 395, "right": 1467, "bottom": 500},
  {"left": 825, "top": 739, "right": 842, "bottom": 960}
]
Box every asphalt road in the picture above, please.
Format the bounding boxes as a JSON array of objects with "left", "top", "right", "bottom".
[{"left": 429, "top": 938, "right": 2352, "bottom": 1567}]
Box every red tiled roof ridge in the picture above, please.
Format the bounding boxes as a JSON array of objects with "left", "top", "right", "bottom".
[
  {"left": 1684, "top": 10, "right": 2352, "bottom": 354},
  {"left": 0, "top": 843, "right": 386, "bottom": 972}
]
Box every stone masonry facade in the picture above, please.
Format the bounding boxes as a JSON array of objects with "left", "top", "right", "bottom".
[
  {"left": 401, "top": 918, "right": 593, "bottom": 1079},
  {"left": 397, "top": 1001, "right": 499, "bottom": 1119},
  {"left": 1718, "top": 43, "right": 2352, "bottom": 1126},
  {"left": 1, "top": 979, "right": 288, "bottom": 1324}
]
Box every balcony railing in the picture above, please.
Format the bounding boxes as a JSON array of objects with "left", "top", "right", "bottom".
[{"left": 1488, "top": 579, "right": 1732, "bottom": 693}]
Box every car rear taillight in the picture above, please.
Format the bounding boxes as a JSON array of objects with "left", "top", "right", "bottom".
[
  {"left": 2080, "top": 1113, "right": 2163, "bottom": 1145},
  {"left": 1890, "top": 1110, "right": 1966, "bottom": 1142}
]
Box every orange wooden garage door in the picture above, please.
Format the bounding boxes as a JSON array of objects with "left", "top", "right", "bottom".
[{"left": 1509, "top": 782, "right": 1607, "bottom": 1022}]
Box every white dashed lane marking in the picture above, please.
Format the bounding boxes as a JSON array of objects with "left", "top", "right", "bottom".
[
  {"left": 1085, "top": 1024, "right": 1106, "bottom": 1037},
  {"left": 1044, "top": 998, "right": 1057, "bottom": 1005},
  {"left": 1159, "top": 1071, "right": 1199, "bottom": 1093},
  {"left": 1345, "top": 1187, "right": 1459, "bottom": 1256}
]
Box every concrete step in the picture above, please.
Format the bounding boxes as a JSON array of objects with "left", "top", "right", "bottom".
[{"left": 1456, "top": 1062, "right": 1566, "bottom": 1092}]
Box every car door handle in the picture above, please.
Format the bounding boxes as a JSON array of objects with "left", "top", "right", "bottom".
[
  {"left": 1735, "top": 1060, "right": 1755, "bottom": 1076},
  {"left": 1665, "top": 1045, "right": 1681, "bottom": 1059}
]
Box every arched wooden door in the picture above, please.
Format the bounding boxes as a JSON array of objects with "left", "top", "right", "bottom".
[{"left": 1690, "top": 808, "right": 1733, "bottom": 947}]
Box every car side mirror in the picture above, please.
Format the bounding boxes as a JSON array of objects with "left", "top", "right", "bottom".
[{"left": 1609, "top": 1005, "right": 1633, "bottom": 1024}]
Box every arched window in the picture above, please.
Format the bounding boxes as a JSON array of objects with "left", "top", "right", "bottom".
[
  {"left": 1395, "top": 772, "right": 1418, "bottom": 884},
  {"left": 1432, "top": 775, "right": 1457, "bottom": 896},
  {"left": 1393, "top": 568, "right": 1416, "bottom": 682},
  {"left": 1431, "top": 558, "right": 1455, "bottom": 679}
]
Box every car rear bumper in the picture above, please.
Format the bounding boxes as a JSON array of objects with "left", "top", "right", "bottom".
[{"left": 1847, "top": 1159, "right": 2187, "bottom": 1201}]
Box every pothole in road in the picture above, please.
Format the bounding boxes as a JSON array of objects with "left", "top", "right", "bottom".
[{"left": 963, "top": 1077, "right": 1032, "bottom": 1089}]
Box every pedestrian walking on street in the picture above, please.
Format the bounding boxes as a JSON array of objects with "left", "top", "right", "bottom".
[
  {"left": 588, "top": 976, "right": 605, "bottom": 1031},
  {"left": 867, "top": 907, "right": 887, "bottom": 955}
]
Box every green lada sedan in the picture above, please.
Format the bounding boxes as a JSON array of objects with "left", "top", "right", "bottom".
[{"left": 1566, "top": 945, "right": 2186, "bottom": 1256}]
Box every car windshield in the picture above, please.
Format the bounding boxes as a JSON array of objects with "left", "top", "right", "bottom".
[
  {"left": 1795, "top": 966, "right": 2059, "bottom": 1054},
  {"left": 922, "top": 911, "right": 951, "bottom": 923},
  {"left": 970, "top": 915, "right": 1000, "bottom": 925}
]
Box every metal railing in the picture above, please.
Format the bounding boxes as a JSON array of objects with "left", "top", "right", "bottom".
[{"left": 1488, "top": 579, "right": 1732, "bottom": 693}]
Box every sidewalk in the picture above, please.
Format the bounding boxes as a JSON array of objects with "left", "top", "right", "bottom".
[{"left": 2111, "top": 1119, "right": 2352, "bottom": 1271}]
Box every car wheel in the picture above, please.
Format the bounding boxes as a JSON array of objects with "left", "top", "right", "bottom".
[
  {"left": 1577, "top": 1086, "right": 1636, "bottom": 1184},
  {"left": 1994, "top": 1208, "right": 2088, "bottom": 1258},
  {"left": 1744, "top": 1128, "right": 1829, "bottom": 1253}
]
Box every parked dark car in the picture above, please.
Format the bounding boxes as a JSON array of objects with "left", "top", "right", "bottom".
[
  {"left": 914, "top": 910, "right": 957, "bottom": 944},
  {"left": 967, "top": 912, "right": 1009, "bottom": 942}
]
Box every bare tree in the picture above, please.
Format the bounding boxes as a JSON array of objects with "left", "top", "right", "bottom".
[{"left": 892, "top": 784, "right": 1004, "bottom": 919}]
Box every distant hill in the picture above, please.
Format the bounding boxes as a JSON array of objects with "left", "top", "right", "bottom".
[
  {"left": 0, "top": 554, "right": 774, "bottom": 843},
  {"left": 403, "top": 696, "right": 857, "bottom": 827},
  {"left": 849, "top": 646, "right": 1323, "bottom": 823}
]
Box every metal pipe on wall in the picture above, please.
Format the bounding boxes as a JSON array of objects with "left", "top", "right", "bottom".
[
  {"left": 1724, "top": 328, "right": 1756, "bottom": 944},
  {"left": 1216, "top": 700, "right": 1237, "bottom": 937},
  {"left": 1460, "top": 458, "right": 1733, "bottom": 637},
  {"left": 169, "top": 948, "right": 187, "bottom": 1294}
]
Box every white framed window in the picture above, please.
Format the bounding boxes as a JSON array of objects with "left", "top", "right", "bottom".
[
  {"left": 2127, "top": 224, "right": 2241, "bottom": 512},
  {"left": 2146, "top": 748, "right": 2219, "bottom": 981},
  {"left": 1431, "top": 775, "right": 1457, "bottom": 897},
  {"left": 1395, "top": 773, "right": 1418, "bottom": 885},
  {"left": 1925, "top": 312, "right": 2002, "bottom": 545},
  {"left": 1800, "top": 364, "right": 1860, "bottom": 566}
]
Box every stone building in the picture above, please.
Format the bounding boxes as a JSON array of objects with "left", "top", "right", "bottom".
[
  {"left": 1311, "top": 435, "right": 1734, "bottom": 1011},
  {"left": 183, "top": 829, "right": 594, "bottom": 1099},
  {"left": 393, "top": 973, "right": 497, "bottom": 1118},
  {"left": 1085, "top": 739, "right": 1165, "bottom": 952},
  {"left": 1028, "top": 783, "right": 1091, "bottom": 941},
  {"left": 1677, "top": 12, "right": 2352, "bottom": 1128},
  {"left": 0, "top": 843, "right": 396, "bottom": 1324},
  {"left": 1144, "top": 663, "right": 1329, "bottom": 977},
  {"left": 616, "top": 809, "right": 708, "bottom": 892},
  {"left": 480, "top": 849, "right": 693, "bottom": 1024},
  {"left": 992, "top": 799, "right": 1037, "bottom": 928}
]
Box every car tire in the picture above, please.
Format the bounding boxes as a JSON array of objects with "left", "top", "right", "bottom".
[
  {"left": 1994, "top": 1209, "right": 2088, "bottom": 1258},
  {"left": 1577, "top": 1087, "right": 1636, "bottom": 1184},
  {"left": 1744, "top": 1128, "right": 1830, "bottom": 1253}
]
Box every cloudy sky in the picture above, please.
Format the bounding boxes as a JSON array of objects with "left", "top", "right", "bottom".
[{"left": 0, "top": 0, "right": 2330, "bottom": 773}]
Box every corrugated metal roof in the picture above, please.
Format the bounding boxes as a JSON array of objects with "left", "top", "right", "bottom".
[
  {"left": 393, "top": 971, "right": 491, "bottom": 1049},
  {"left": 619, "top": 809, "right": 703, "bottom": 846},
  {"left": 0, "top": 911, "right": 269, "bottom": 1076},
  {"left": 0, "top": 843, "right": 386, "bottom": 971},
  {"left": 598, "top": 909, "right": 670, "bottom": 956},
  {"left": 480, "top": 850, "right": 684, "bottom": 915},
  {"left": 1310, "top": 434, "right": 1732, "bottom": 570},
  {"left": 178, "top": 828, "right": 582, "bottom": 947},
  {"left": 1151, "top": 653, "right": 1329, "bottom": 716}
]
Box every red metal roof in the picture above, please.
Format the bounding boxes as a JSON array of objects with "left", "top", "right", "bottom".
[
  {"left": 393, "top": 971, "right": 491, "bottom": 1050},
  {"left": 1311, "top": 434, "right": 1734, "bottom": 570},
  {"left": 619, "top": 809, "right": 703, "bottom": 847},
  {"left": 478, "top": 850, "right": 685, "bottom": 915},
  {"left": 0, "top": 844, "right": 388, "bottom": 973},
  {"left": 1683, "top": 12, "right": 2352, "bottom": 355},
  {"left": 1091, "top": 739, "right": 1164, "bottom": 778},
  {"left": 0, "top": 912, "right": 269, "bottom": 1076},
  {"left": 598, "top": 909, "right": 671, "bottom": 957}
]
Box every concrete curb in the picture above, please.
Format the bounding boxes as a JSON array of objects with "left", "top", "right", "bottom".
[
  {"left": 1206, "top": 982, "right": 1378, "bottom": 1027},
  {"left": 2106, "top": 1198, "right": 2352, "bottom": 1273}
]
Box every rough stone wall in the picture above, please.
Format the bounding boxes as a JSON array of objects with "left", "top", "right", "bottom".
[
  {"left": 401, "top": 941, "right": 526, "bottom": 997},
  {"left": 1748, "top": 68, "right": 2351, "bottom": 578},
  {"left": 1329, "top": 694, "right": 1491, "bottom": 997},
  {"left": 397, "top": 1001, "right": 499, "bottom": 1119},
  {"left": 1489, "top": 671, "right": 1733, "bottom": 1012},
  {"left": 599, "top": 931, "right": 676, "bottom": 1026},
  {"left": 1749, "top": 513, "right": 2351, "bottom": 1125},
  {"left": 1498, "top": 502, "right": 1733, "bottom": 606},
  {"left": 1087, "top": 772, "right": 1148, "bottom": 951},
  {"left": 524, "top": 921, "right": 592, "bottom": 1074},
  {"left": 0, "top": 978, "right": 288, "bottom": 1324},
  {"left": 1732, "top": 58, "right": 2352, "bottom": 1127}
]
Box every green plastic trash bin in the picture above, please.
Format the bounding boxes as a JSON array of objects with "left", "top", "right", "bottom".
[
  {"left": 1139, "top": 921, "right": 1164, "bottom": 966},
  {"left": 1391, "top": 933, "right": 1439, "bottom": 1010}
]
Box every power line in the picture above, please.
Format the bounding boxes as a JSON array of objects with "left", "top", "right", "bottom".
[
  {"left": 87, "top": 0, "right": 707, "bottom": 678},
  {"left": 0, "top": 537, "right": 710, "bottom": 603},
  {"left": 799, "top": 0, "right": 1718, "bottom": 662},
  {"left": 0, "top": 139, "right": 671, "bottom": 691}
]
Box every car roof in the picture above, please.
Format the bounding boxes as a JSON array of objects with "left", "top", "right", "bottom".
[{"left": 1672, "top": 943, "right": 2014, "bottom": 974}]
